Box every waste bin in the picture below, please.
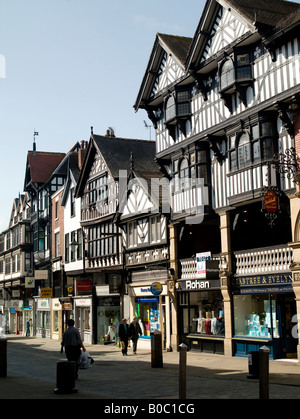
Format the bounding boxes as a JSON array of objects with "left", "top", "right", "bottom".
[
  {"left": 247, "top": 351, "right": 259, "bottom": 379},
  {"left": 54, "top": 361, "right": 78, "bottom": 394}
]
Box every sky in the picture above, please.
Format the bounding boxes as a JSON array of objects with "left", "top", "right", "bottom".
[{"left": 0, "top": 0, "right": 206, "bottom": 231}]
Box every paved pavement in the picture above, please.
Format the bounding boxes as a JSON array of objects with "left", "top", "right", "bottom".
[{"left": 1, "top": 335, "right": 300, "bottom": 401}]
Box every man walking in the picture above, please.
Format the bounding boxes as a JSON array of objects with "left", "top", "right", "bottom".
[
  {"left": 61, "top": 319, "right": 86, "bottom": 378},
  {"left": 129, "top": 316, "right": 142, "bottom": 354}
]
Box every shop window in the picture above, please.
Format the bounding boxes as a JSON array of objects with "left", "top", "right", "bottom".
[
  {"left": 135, "top": 297, "right": 165, "bottom": 338},
  {"left": 233, "top": 294, "right": 278, "bottom": 338},
  {"left": 182, "top": 291, "right": 224, "bottom": 336}
]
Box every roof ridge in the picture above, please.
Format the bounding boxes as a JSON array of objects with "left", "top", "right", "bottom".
[{"left": 93, "top": 134, "right": 155, "bottom": 144}]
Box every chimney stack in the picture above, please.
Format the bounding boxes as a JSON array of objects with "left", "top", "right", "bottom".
[
  {"left": 78, "top": 140, "right": 88, "bottom": 170},
  {"left": 105, "top": 127, "right": 115, "bottom": 137}
]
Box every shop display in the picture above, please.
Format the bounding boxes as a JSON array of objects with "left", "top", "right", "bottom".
[
  {"left": 233, "top": 294, "right": 279, "bottom": 338},
  {"left": 187, "top": 291, "right": 225, "bottom": 337}
]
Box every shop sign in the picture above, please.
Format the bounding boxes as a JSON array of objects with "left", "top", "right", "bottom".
[
  {"left": 75, "top": 299, "right": 90, "bottom": 307},
  {"left": 264, "top": 190, "right": 278, "bottom": 213},
  {"left": 150, "top": 282, "right": 163, "bottom": 296},
  {"left": 232, "top": 274, "right": 292, "bottom": 288},
  {"left": 35, "top": 270, "right": 48, "bottom": 280},
  {"left": 25, "top": 278, "right": 35, "bottom": 288},
  {"left": 40, "top": 288, "right": 53, "bottom": 298},
  {"left": 76, "top": 281, "right": 92, "bottom": 292},
  {"left": 180, "top": 279, "right": 220, "bottom": 291},
  {"left": 196, "top": 252, "right": 211, "bottom": 278}
]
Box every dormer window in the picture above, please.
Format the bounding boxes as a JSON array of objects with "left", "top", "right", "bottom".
[
  {"left": 219, "top": 50, "right": 253, "bottom": 112},
  {"left": 164, "top": 89, "right": 191, "bottom": 139}
]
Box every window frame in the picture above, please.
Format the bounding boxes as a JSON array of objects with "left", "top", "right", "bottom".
[{"left": 228, "top": 116, "right": 277, "bottom": 172}]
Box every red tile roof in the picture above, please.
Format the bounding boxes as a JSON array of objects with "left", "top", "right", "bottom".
[{"left": 27, "top": 151, "right": 66, "bottom": 183}]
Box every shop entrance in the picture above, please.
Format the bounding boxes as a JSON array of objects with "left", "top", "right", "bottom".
[{"left": 275, "top": 296, "right": 297, "bottom": 358}]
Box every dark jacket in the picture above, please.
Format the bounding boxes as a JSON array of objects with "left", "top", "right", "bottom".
[
  {"left": 129, "top": 321, "right": 142, "bottom": 340},
  {"left": 119, "top": 323, "right": 129, "bottom": 342}
]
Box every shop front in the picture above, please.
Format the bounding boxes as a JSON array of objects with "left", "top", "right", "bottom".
[
  {"left": 51, "top": 298, "right": 62, "bottom": 340},
  {"left": 177, "top": 276, "right": 225, "bottom": 354},
  {"left": 22, "top": 299, "right": 34, "bottom": 336},
  {"left": 74, "top": 297, "right": 92, "bottom": 344},
  {"left": 232, "top": 273, "right": 297, "bottom": 359},
  {"left": 97, "top": 295, "right": 120, "bottom": 344},
  {"left": 129, "top": 282, "right": 169, "bottom": 350},
  {"left": 35, "top": 298, "right": 51, "bottom": 338}
]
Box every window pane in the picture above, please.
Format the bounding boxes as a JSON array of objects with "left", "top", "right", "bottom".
[
  {"left": 253, "top": 141, "right": 261, "bottom": 161},
  {"left": 166, "top": 96, "right": 176, "bottom": 121},
  {"left": 221, "top": 59, "right": 234, "bottom": 89},
  {"left": 262, "top": 139, "right": 274, "bottom": 160},
  {"left": 236, "top": 66, "right": 252, "bottom": 80},
  {"left": 177, "top": 91, "right": 189, "bottom": 102}
]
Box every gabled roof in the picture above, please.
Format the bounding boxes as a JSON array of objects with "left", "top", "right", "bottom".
[
  {"left": 25, "top": 151, "right": 65, "bottom": 187},
  {"left": 226, "top": 0, "right": 300, "bottom": 28},
  {"left": 75, "top": 133, "right": 158, "bottom": 197},
  {"left": 135, "top": 0, "right": 300, "bottom": 111},
  {"left": 134, "top": 33, "right": 192, "bottom": 111},
  {"left": 93, "top": 135, "right": 157, "bottom": 178},
  {"left": 186, "top": 0, "right": 300, "bottom": 70}
]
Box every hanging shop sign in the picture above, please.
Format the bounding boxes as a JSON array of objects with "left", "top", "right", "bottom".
[
  {"left": 150, "top": 282, "right": 163, "bottom": 296},
  {"left": 264, "top": 190, "right": 278, "bottom": 213}
]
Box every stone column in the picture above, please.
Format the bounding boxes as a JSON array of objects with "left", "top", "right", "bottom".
[
  {"left": 168, "top": 224, "right": 179, "bottom": 350},
  {"left": 219, "top": 211, "right": 233, "bottom": 356}
]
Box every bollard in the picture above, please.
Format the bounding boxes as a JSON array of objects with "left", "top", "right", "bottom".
[
  {"left": 0, "top": 338, "right": 7, "bottom": 378},
  {"left": 259, "top": 346, "right": 270, "bottom": 399},
  {"left": 179, "top": 343, "right": 187, "bottom": 399},
  {"left": 151, "top": 330, "right": 163, "bottom": 368},
  {"left": 54, "top": 361, "right": 78, "bottom": 394}
]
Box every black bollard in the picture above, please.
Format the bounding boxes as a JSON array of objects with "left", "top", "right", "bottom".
[
  {"left": 0, "top": 338, "right": 7, "bottom": 377},
  {"left": 179, "top": 343, "right": 187, "bottom": 399},
  {"left": 54, "top": 361, "right": 78, "bottom": 394},
  {"left": 151, "top": 330, "right": 163, "bottom": 368},
  {"left": 259, "top": 346, "right": 270, "bottom": 399}
]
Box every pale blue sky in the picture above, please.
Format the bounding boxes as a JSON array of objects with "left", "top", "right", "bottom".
[
  {"left": 0, "top": 0, "right": 299, "bottom": 231},
  {"left": 0, "top": 0, "right": 206, "bottom": 230}
]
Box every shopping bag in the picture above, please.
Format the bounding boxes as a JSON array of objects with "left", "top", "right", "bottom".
[{"left": 79, "top": 351, "right": 93, "bottom": 369}]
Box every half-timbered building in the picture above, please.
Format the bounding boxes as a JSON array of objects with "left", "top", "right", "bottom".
[
  {"left": 75, "top": 129, "right": 158, "bottom": 344},
  {"left": 135, "top": 0, "right": 300, "bottom": 358},
  {"left": 24, "top": 141, "right": 80, "bottom": 338},
  {"left": 0, "top": 193, "right": 33, "bottom": 335},
  {"left": 116, "top": 150, "right": 171, "bottom": 349}
]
